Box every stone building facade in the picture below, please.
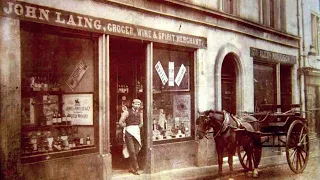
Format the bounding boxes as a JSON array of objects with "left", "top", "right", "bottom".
[{"left": 0, "top": 0, "right": 301, "bottom": 179}]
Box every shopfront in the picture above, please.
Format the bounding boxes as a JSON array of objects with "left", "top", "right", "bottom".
[
  {"left": 1, "top": 0, "right": 303, "bottom": 179},
  {"left": 0, "top": 0, "right": 206, "bottom": 179},
  {"left": 250, "top": 47, "right": 297, "bottom": 112}
]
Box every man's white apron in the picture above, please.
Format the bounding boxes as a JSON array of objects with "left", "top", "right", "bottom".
[{"left": 122, "top": 125, "right": 141, "bottom": 158}]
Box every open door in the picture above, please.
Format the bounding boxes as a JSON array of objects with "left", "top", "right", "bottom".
[
  {"left": 109, "top": 37, "right": 146, "bottom": 170},
  {"left": 221, "top": 53, "right": 237, "bottom": 115}
]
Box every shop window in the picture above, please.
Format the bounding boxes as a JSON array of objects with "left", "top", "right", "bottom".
[
  {"left": 253, "top": 63, "right": 276, "bottom": 112},
  {"left": 152, "top": 45, "right": 194, "bottom": 142},
  {"left": 20, "top": 22, "right": 99, "bottom": 163}
]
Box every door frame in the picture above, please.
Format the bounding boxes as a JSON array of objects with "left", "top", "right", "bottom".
[{"left": 214, "top": 43, "right": 244, "bottom": 114}]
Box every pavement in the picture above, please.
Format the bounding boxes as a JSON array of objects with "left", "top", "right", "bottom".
[{"left": 111, "top": 134, "right": 320, "bottom": 180}]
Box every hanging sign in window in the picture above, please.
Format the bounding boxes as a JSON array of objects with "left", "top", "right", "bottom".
[
  {"left": 155, "top": 61, "right": 168, "bottom": 85},
  {"left": 168, "top": 62, "right": 175, "bottom": 86},
  {"left": 175, "top": 64, "right": 187, "bottom": 86},
  {"left": 66, "top": 60, "right": 89, "bottom": 91}
]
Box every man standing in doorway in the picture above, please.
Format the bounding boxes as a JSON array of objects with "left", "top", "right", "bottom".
[{"left": 119, "top": 99, "right": 143, "bottom": 175}]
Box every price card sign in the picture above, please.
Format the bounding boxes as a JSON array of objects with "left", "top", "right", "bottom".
[{"left": 62, "top": 94, "right": 93, "bottom": 125}]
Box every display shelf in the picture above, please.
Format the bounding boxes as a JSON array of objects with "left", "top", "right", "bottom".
[
  {"left": 31, "top": 102, "right": 64, "bottom": 105},
  {"left": 22, "top": 124, "right": 74, "bottom": 131},
  {"left": 21, "top": 144, "right": 95, "bottom": 157},
  {"left": 21, "top": 145, "right": 96, "bottom": 164}
]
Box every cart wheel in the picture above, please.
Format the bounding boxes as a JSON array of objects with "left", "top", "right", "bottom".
[
  {"left": 237, "top": 145, "right": 262, "bottom": 171},
  {"left": 286, "top": 120, "right": 309, "bottom": 173}
]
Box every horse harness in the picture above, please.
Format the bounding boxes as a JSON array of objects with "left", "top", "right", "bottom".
[{"left": 204, "top": 111, "right": 255, "bottom": 139}]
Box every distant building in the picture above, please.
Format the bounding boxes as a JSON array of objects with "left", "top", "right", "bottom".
[{"left": 299, "top": 0, "right": 320, "bottom": 136}]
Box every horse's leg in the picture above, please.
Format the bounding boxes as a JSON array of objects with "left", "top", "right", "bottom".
[
  {"left": 228, "top": 150, "right": 234, "bottom": 177},
  {"left": 245, "top": 141, "right": 254, "bottom": 177},
  {"left": 217, "top": 148, "right": 223, "bottom": 176},
  {"left": 248, "top": 145, "right": 253, "bottom": 171},
  {"left": 254, "top": 146, "right": 262, "bottom": 168},
  {"left": 253, "top": 144, "right": 262, "bottom": 178},
  {"left": 215, "top": 143, "right": 223, "bottom": 176}
]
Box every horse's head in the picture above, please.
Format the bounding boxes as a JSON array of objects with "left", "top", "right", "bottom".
[
  {"left": 196, "top": 113, "right": 210, "bottom": 139},
  {"left": 196, "top": 110, "right": 224, "bottom": 139}
]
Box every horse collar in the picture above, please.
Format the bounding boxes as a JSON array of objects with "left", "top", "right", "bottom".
[{"left": 212, "top": 111, "right": 232, "bottom": 138}]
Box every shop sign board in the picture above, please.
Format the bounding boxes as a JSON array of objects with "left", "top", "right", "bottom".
[
  {"left": 0, "top": 1, "right": 207, "bottom": 48},
  {"left": 62, "top": 93, "right": 93, "bottom": 125},
  {"left": 250, "top": 47, "right": 297, "bottom": 65}
]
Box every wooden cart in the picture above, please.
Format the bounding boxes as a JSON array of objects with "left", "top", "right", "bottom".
[{"left": 237, "top": 104, "right": 309, "bottom": 173}]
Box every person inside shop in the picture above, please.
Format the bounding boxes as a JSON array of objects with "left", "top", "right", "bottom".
[{"left": 118, "top": 99, "right": 143, "bottom": 175}]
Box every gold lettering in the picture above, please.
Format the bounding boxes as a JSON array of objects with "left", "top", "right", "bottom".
[
  {"left": 14, "top": 4, "right": 23, "bottom": 16},
  {"left": 83, "top": 17, "right": 93, "bottom": 28},
  {"left": 25, "top": 6, "right": 37, "bottom": 19},
  {"left": 93, "top": 20, "right": 101, "bottom": 30},
  {"left": 3, "top": 2, "right": 14, "bottom": 14},
  {"left": 55, "top": 12, "right": 66, "bottom": 24},
  {"left": 67, "top": 15, "right": 76, "bottom": 26},
  {"left": 39, "top": 9, "right": 49, "bottom": 21},
  {"left": 107, "top": 23, "right": 112, "bottom": 31},
  {"left": 77, "top": 16, "right": 84, "bottom": 27}
]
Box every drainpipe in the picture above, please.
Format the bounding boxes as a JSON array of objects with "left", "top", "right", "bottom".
[{"left": 299, "top": 0, "right": 307, "bottom": 118}]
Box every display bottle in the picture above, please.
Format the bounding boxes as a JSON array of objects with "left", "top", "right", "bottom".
[
  {"left": 43, "top": 77, "right": 48, "bottom": 91},
  {"left": 57, "top": 113, "right": 62, "bottom": 125},
  {"left": 40, "top": 76, "right": 44, "bottom": 90},
  {"left": 61, "top": 114, "right": 67, "bottom": 125},
  {"left": 79, "top": 137, "right": 84, "bottom": 145},
  {"left": 52, "top": 113, "right": 57, "bottom": 125},
  {"left": 66, "top": 114, "right": 72, "bottom": 125},
  {"left": 33, "top": 76, "right": 39, "bottom": 90},
  {"left": 86, "top": 135, "right": 91, "bottom": 145}
]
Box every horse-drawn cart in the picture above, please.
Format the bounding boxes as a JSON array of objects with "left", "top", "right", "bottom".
[{"left": 237, "top": 104, "right": 309, "bottom": 174}]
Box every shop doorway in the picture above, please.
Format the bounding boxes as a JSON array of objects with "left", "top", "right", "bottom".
[
  {"left": 280, "top": 65, "right": 292, "bottom": 112},
  {"left": 221, "top": 53, "right": 237, "bottom": 115},
  {"left": 109, "top": 37, "right": 146, "bottom": 170},
  {"left": 306, "top": 85, "right": 320, "bottom": 135}
]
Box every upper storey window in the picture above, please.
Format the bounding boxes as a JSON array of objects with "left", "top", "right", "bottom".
[
  {"left": 261, "top": 0, "right": 286, "bottom": 30},
  {"left": 311, "top": 14, "right": 320, "bottom": 55},
  {"left": 222, "top": 0, "right": 238, "bottom": 15}
]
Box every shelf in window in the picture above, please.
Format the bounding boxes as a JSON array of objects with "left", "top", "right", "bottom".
[
  {"left": 21, "top": 145, "right": 96, "bottom": 163},
  {"left": 31, "top": 88, "right": 61, "bottom": 92},
  {"left": 22, "top": 124, "right": 73, "bottom": 131},
  {"left": 31, "top": 102, "right": 64, "bottom": 105},
  {"left": 40, "top": 124, "right": 73, "bottom": 128}
]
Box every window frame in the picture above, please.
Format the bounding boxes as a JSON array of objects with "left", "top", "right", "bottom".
[
  {"left": 152, "top": 44, "right": 195, "bottom": 144},
  {"left": 20, "top": 21, "right": 100, "bottom": 164}
]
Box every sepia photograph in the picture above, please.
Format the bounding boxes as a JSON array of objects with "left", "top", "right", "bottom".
[{"left": 0, "top": 0, "right": 320, "bottom": 180}]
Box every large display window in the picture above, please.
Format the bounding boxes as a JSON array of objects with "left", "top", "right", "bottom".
[
  {"left": 254, "top": 62, "right": 293, "bottom": 112},
  {"left": 152, "top": 45, "right": 194, "bottom": 142},
  {"left": 254, "top": 63, "right": 276, "bottom": 111},
  {"left": 20, "top": 22, "right": 99, "bottom": 163}
]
